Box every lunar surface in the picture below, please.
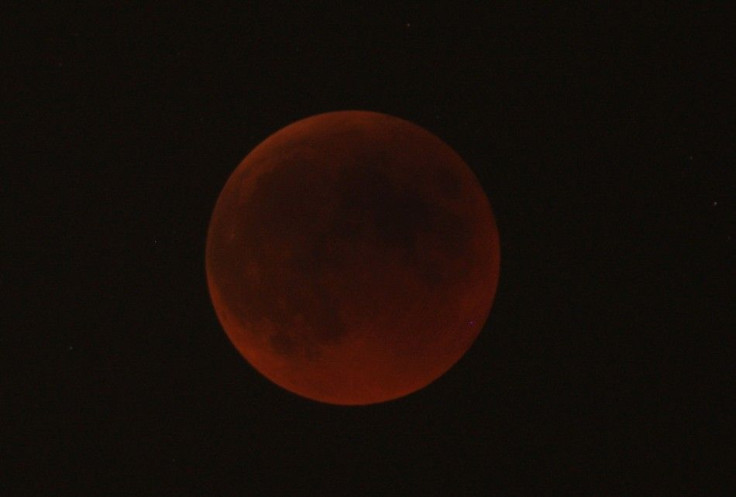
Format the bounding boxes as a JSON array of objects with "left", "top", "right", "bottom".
[{"left": 206, "top": 110, "right": 500, "bottom": 405}]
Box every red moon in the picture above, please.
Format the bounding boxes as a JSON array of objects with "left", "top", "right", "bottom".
[{"left": 206, "top": 111, "right": 500, "bottom": 405}]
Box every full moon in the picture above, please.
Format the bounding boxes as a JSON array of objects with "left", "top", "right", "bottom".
[{"left": 206, "top": 110, "right": 500, "bottom": 405}]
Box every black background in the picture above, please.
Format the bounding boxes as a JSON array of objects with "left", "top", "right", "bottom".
[{"left": 4, "top": 2, "right": 733, "bottom": 495}]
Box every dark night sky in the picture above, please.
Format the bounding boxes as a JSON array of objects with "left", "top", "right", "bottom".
[{"left": 4, "top": 2, "right": 733, "bottom": 495}]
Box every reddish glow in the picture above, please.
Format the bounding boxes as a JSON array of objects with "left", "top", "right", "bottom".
[{"left": 206, "top": 110, "right": 500, "bottom": 405}]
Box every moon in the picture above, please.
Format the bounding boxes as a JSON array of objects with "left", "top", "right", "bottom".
[{"left": 206, "top": 110, "right": 500, "bottom": 405}]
